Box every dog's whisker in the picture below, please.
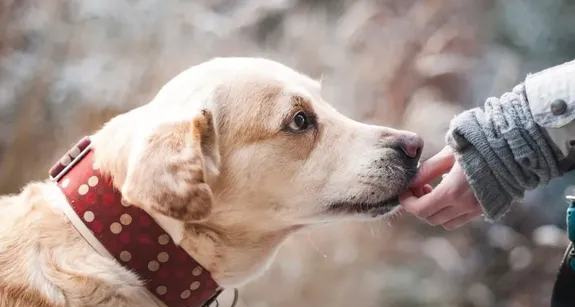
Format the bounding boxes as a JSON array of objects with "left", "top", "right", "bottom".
[
  {"left": 382, "top": 215, "right": 393, "bottom": 227},
  {"left": 307, "top": 231, "right": 328, "bottom": 259},
  {"left": 368, "top": 223, "right": 377, "bottom": 237},
  {"left": 369, "top": 223, "right": 381, "bottom": 238}
]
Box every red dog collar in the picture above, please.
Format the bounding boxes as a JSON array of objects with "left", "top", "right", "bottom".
[{"left": 49, "top": 137, "right": 221, "bottom": 307}]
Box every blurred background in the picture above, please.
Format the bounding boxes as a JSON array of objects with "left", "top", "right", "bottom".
[{"left": 2, "top": 0, "right": 575, "bottom": 306}]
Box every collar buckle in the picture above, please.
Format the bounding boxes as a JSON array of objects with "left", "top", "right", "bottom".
[{"left": 49, "top": 136, "right": 93, "bottom": 181}]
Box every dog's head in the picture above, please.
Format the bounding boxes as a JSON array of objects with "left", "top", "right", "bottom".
[{"left": 92, "top": 57, "right": 422, "bottom": 286}]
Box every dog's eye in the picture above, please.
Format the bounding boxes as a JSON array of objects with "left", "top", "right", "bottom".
[{"left": 288, "top": 111, "right": 310, "bottom": 132}]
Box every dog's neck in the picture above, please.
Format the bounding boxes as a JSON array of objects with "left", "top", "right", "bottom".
[{"left": 178, "top": 215, "right": 300, "bottom": 286}]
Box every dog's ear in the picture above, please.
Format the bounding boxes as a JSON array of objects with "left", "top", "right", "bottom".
[{"left": 121, "top": 109, "right": 220, "bottom": 221}]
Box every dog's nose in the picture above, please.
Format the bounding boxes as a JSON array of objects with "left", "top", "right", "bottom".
[{"left": 399, "top": 134, "right": 424, "bottom": 160}]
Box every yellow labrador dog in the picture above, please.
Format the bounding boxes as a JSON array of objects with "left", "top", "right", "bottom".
[{"left": 0, "top": 57, "right": 423, "bottom": 307}]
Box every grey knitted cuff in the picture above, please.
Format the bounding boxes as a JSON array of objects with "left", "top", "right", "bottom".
[{"left": 446, "top": 84, "right": 563, "bottom": 220}]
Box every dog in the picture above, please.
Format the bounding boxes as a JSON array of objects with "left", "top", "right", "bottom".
[{"left": 0, "top": 57, "right": 423, "bottom": 307}]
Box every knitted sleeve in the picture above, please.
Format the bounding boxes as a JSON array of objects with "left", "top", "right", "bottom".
[{"left": 445, "top": 84, "right": 564, "bottom": 220}]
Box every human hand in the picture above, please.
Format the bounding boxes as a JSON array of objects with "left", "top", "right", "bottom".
[{"left": 399, "top": 146, "right": 483, "bottom": 229}]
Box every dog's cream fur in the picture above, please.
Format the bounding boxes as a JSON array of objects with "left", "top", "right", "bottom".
[{"left": 0, "top": 58, "right": 422, "bottom": 307}]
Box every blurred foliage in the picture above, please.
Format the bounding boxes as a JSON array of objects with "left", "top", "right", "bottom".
[{"left": 1, "top": 0, "right": 575, "bottom": 306}]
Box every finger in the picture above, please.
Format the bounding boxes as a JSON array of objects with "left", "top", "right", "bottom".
[
  {"left": 442, "top": 209, "right": 482, "bottom": 230},
  {"left": 426, "top": 201, "right": 477, "bottom": 226},
  {"left": 399, "top": 184, "right": 435, "bottom": 214},
  {"left": 399, "top": 188, "right": 415, "bottom": 203},
  {"left": 400, "top": 184, "right": 451, "bottom": 219},
  {"left": 410, "top": 186, "right": 425, "bottom": 198},
  {"left": 409, "top": 184, "right": 433, "bottom": 198},
  {"left": 410, "top": 146, "right": 455, "bottom": 187},
  {"left": 404, "top": 162, "right": 474, "bottom": 220},
  {"left": 393, "top": 206, "right": 406, "bottom": 216}
]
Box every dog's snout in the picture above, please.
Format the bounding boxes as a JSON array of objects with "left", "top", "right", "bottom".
[{"left": 399, "top": 134, "right": 424, "bottom": 160}]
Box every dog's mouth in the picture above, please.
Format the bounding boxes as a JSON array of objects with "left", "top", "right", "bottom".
[
  {"left": 326, "top": 164, "right": 419, "bottom": 218},
  {"left": 326, "top": 196, "right": 400, "bottom": 218}
]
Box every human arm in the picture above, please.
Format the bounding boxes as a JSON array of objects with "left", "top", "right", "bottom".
[{"left": 400, "top": 59, "right": 575, "bottom": 228}]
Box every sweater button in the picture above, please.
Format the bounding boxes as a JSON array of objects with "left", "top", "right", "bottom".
[{"left": 551, "top": 99, "right": 567, "bottom": 115}]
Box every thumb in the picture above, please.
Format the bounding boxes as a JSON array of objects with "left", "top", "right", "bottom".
[{"left": 410, "top": 146, "right": 455, "bottom": 187}]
